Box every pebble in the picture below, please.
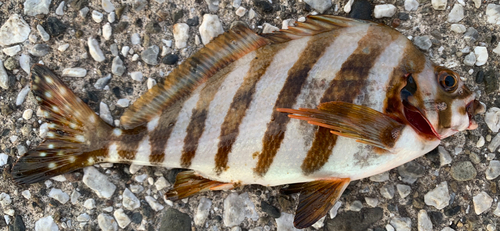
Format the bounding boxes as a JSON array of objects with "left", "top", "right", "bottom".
[
  {"left": 21, "top": 190, "right": 31, "bottom": 199},
  {"left": 369, "top": 171, "right": 389, "bottom": 182},
  {"left": 205, "top": 0, "right": 219, "bottom": 12},
  {"left": 450, "top": 24, "right": 466, "bottom": 33},
  {"left": 0, "top": 193, "right": 11, "bottom": 207},
  {"left": 77, "top": 213, "right": 90, "bottom": 222},
  {"left": 262, "top": 23, "right": 279, "bottom": 34},
  {"left": 155, "top": 176, "right": 170, "bottom": 190},
  {"left": 35, "top": 216, "right": 58, "bottom": 231},
  {"left": 474, "top": 46, "right": 488, "bottom": 66},
  {"left": 418, "top": 210, "right": 433, "bottom": 231},
  {"left": 398, "top": 161, "right": 425, "bottom": 184},
  {"left": 396, "top": 184, "right": 411, "bottom": 198},
  {"left": 102, "top": 0, "right": 115, "bottom": 12},
  {"left": 113, "top": 209, "right": 131, "bottom": 228},
  {"left": 329, "top": 201, "right": 342, "bottom": 218},
  {"left": 464, "top": 27, "right": 479, "bottom": 42},
  {"left": 248, "top": 9, "right": 256, "bottom": 19},
  {"left": 380, "top": 184, "right": 395, "bottom": 199},
  {"left": 98, "top": 213, "right": 118, "bottom": 231},
  {"left": 58, "top": 43, "right": 69, "bottom": 52},
  {"left": 24, "top": 0, "right": 51, "bottom": 16},
  {"left": 199, "top": 14, "right": 224, "bottom": 45},
  {"left": 82, "top": 166, "right": 116, "bottom": 199},
  {"left": 424, "top": 182, "right": 450, "bottom": 209},
  {"left": 473, "top": 191, "right": 493, "bottom": 214},
  {"left": 437, "top": 146, "right": 452, "bottom": 166},
  {"left": 39, "top": 123, "right": 49, "bottom": 138},
  {"left": 2, "top": 45, "right": 21, "bottom": 56},
  {"left": 130, "top": 71, "right": 143, "bottom": 82},
  {"left": 450, "top": 161, "right": 476, "bottom": 181},
  {"left": 116, "top": 98, "right": 130, "bottom": 108},
  {"left": 30, "top": 44, "right": 51, "bottom": 57},
  {"left": 447, "top": 4, "right": 464, "bottom": 23},
  {"left": 131, "top": 33, "right": 141, "bottom": 45},
  {"left": 160, "top": 208, "right": 192, "bottom": 231},
  {"left": 223, "top": 192, "right": 259, "bottom": 227},
  {"left": 112, "top": 56, "right": 125, "bottom": 76},
  {"left": 365, "top": 197, "right": 378, "bottom": 207},
  {"left": 275, "top": 213, "right": 301, "bottom": 231},
  {"left": 108, "top": 12, "right": 116, "bottom": 23},
  {"left": 235, "top": 7, "right": 247, "bottom": 17},
  {"left": 494, "top": 203, "right": 500, "bottom": 216},
  {"left": 486, "top": 160, "right": 500, "bottom": 180},
  {"left": 390, "top": 217, "right": 411, "bottom": 231},
  {"left": 350, "top": 200, "right": 363, "bottom": 211},
  {"left": 373, "top": 4, "right": 396, "bottom": 18},
  {"left": 0, "top": 153, "right": 8, "bottom": 167},
  {"left": 70, "top": 190, "right": 80, "bottom": 204},
  {"left": 17, "top": 145, "right": 27, "bottom": 156},
  {"left": 488, "top": 133, "right": 500, "bottom": 152},
  {"left": 464, "top": 52, "right": 476, "bottom": 66},
  {"left": 141, "top": 45, "right": 159, "bottom": 65},
  {"left": 100, "top": 102, "right": 114, "bottom": 125},
  {"left": 404, "top": 0, "right": 418, "bottom": 11},
  {"left": 36, "top": 25, "right": 50, "bottom": 42},
  {"left": 304, "top": 0, "right": 332, "bottom": 13},
  {"left": 476, "top": 136, "right": 485, "bottom": 147},
  {"left": 145, "top": 196, "right": 164, "bottom": 211},
  {"left": 95, "top": 74, "right": 112, "bottom": 90},
  {"left": 486, "top": 4, "right": 500, "bottom": 24},
  {"left": 121, "top": 46, "right": 130, "bottom": 56},
  {"left": 20, "top": 54, "right": 31, "bottom": 74},
  {"left": 83, "top": 198, "right": 95, "bottom": 209},
  {"left": 0, "top": 61, "right": 8, "bottom": 90},
  {"left": 62, "top": 68, "right": 87, "bottom": 77},
  {"left": 349, "top": 0, "right": 373, "bottom": 20},
  {"left": 88, "top": 37, "right": 105, "bottom": 62},
  {"left": 432, "top": 0, "right": 447, "bottom": 10},
  {"left": 413, "top": 36, "right": 433, "bottom": 51},
  {"left": 194, "top": 197, "right": 212, "bottom": 226},
  {"left": 147, "top": 78, "right": 157, "bottom": 89},
  {"left": 162, "top": 54, "right": 179, "bottom": 65},
  {"left": 122, "top": 188, "right": 140, "bottom": 210},
  {"left": 92, "top": 10, "right": 104, "bottom": 23},
  {"left": 103, "top": 23, "right": 112, "bottom": 40},
  {"left": 132, "top": 54, "right": 139, "bottom": 61},
  {"left": 79, "top": 7, "right": 89, "bottom": 18},
  {"left": 173, "top": 23, "right": 190, "bottom": 49},
  {"left": 16, "top": 85, "right": 30, "bottom": 106},
  {"left": 48, "top": 188, "right": 69, "bottom": 204},
  {"left": 0, "top": 14, "right": 30, "bottom": 46},
  {"left": 55, "top": 1, "right": 65, "bottom": 15}
]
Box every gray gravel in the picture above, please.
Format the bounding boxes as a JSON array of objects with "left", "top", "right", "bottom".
[{"left": 0, "top": 0, "right": 499, "bottom": 230}]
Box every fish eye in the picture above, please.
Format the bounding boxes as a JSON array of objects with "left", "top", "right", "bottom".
[{"left": 438, "top": 71, "right": 458, "bottom": 92}]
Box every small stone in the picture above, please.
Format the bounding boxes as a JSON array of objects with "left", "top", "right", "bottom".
[
  {"left": 205, "top": 0, "right": 219, "bottom": 12},
  {"left": 24, "top": 0, "right": 51, "bottom": 16},
  {"left": 369, "top": 171, "right": 389, "bottom": 182},
  {"left": 70, "top": 190, "right": 80, "bottom": 204},
  {"left": 373, "top": 4, "right": 396, "bottom": 18},
  {"left": 172, "top": 23, "right": 190, "bottom": 49},
  {"left": 58, "top": 44, "right": 69, "bottom": 52},
  {"left": 36, "top": 25, "right": 50, "bottom": 42},
  {"left": 473, "top": 191, "right": 493, "bottom": 214},
  {"left": 398, "top": 161, "right": 425, "bottom": 184},
  {"left": 112, "top": 57, "right": 125, "bottom": 76},
  {"left": 147, "top": 78, "right": 157, "bottom": 89},
  {"left": 235, "top": 7, "right": 247, "bottom": 17},
  {"left": 486, "top": 160, "right": 500, "bottom": 180},
  {"left": 329, "top": 201, "right": 342, "bottom": 218},
  {"left": 464, "top": 52, "right": 476, "bottom": 66},
  {"left": 98, "top": 213, "right": 118, "bottom": 231},
  {"left": 390, "top": 217, "right": 411, "bottom": 231},
  {"left": 122, "top": 188, "right": 140, "bottom": 210},
  {"left": 404, "top": 0, "right": 418, "bottom": 11},
  {"left": 145, "top": 22, "right": 162, "bottom": 33},
  {"left": 418, "top": 210, "right": 433, "bottom": 231},
  {"left": 110, "top": 44, "right": 118, "bottom": 56},
  {"left": 79, "top": 7, "right": 89, "bottom": 17},
  {"left": 0, "top": 61, "right": 8, "bottom": 90},
  {"left": 2, "top": 45, "right": 21, "bottom": 56},
  {"left": 55, "top": 1, "right": 65, "bottom": 15},
  {"left": 62, "top": 68, "right": 87, "bottom": 77},
  {"left": 82, "top": 166, "right": 116, "bottom": 199},
  {"left": 22, "top": 109, "right": 33, "bottom": 121},
  {"left": 261, "top": 201, "right": 281, "bottom": 218},
  {"left": 276, "top": 213, "right": 301, "bottom": 231},
  {"left": 4, "top": 57, "right": 17, "bottom": 71},
  {"left": 94, "top": 74, "right": 111, "bottom": 90},
  {"left": 83, "top": 198, "right": 96, "bottom": 209},
  {"left": 16, "top": 85, "right": 30, "bottom": 106},
  {"left": 350, "top": 200, "right": 363, "bottom": 211},
  {"left": 35, "top": 216, "right": 58, "bottom": 231},
  {"left": 145, "top": 196, "right": 164, "bottom": 211},
  {"left": 380, "top": 184, "right": 395, "bottom": 199},
  {"left": 113, "top": 209, "right": 131, "bottom": 228},
  {"left": 108, "top": 12, "right": 116, "bottom": 23},
  {"left": 19, "top": 54, "right": 31, "bottom": 74},
  {"left": 46, "top": 17, "right": 67, "bottom": 37},
  {"left": 155, "top": 176, "right": 170, "bottom": 190},
  {"left": 88, "top": 37, "right": 105, "bottom": 62},
  {"left": 92, "top": 10, "right": 104, "bottom": 23},
  {"left": 413, "top": 36, "right": 432, "bottom": 51},
  {"left": 447, "top": 4, "right": 464, "bottom": 23},
  {"left": 464, "top": 27, "right": 479, "bottom": 42},
  {"left": 160, "top": 208, "right": 192, "bottom": 231},
  {"left": 162, "top": 54, "right": 179, "bottom": 65},
  {"left": 486, "top": 4, "right": 500, "bottom": 24},
  {"left": 17, "top": 145, "right": 27, "bottom": 156},
  {"left": 248, "top": 9, "right": 256, "bottom": 19},
  {"left": 472, "top": 0, "right": 481, "bottom": 8},
  {"left": 103, "top": 23, "right": 112, "bottom": 40},
  {"left": 476, "top": 136, "right": 485, "bottom": 147},
  {"left": 432, "top": 0, "right": 447, "bottom": 10},
  {"left": 451, "top": 161, "right": 476, "bottom": 181},
  {"left": 121, "top": 46, "right": 130, "bottom": 56},
  {"left": 474, "top": 46, "right": 488, "bottom": 66},
  {"left": 102, "top": 0, "right": 115, "bottom": 12},
  {"left": 438, "top": 146, "right": 452, "bottom": 166},
  {"left": 424, "top": 182, "right": 450, "bottom": 209},
  {"left": 77, "top": 213, "right": 90, "bottom": 222},
  {"left": 116, "top": 98, "right": 130, "bottom": 108},
  {"left": 130, "top": 71, "right": 143, "bottom": 82},
  {"left": 199, "top": 14, "right": 224, "bottom": 45},
  {"left": 304, "top": 0, "right": 332, "bottom": 13},
  {"left": 194, "top": 197, "right": 212, "bottom": 226},
  {"left": 131, "top": 33, "right": 140, "bottom": 45},
  {"left": 262, "top": 23, "right": 279, "bottom": 34},
  {"left": 493, "top": 203, "right": 500, "bottom": 216},
  {"left": 488, "top": 133, "right": 500, "bottom": 152},
  {"left": 397, "top": 184, "right": 411, "bottom": 198},
  {"left": 365, "top": 197, "right": 378, "bottom": 207},
  {"left": 223, "top": 192, "right": 259, "bottom": 226},
  {"left": 21, "top": 190, "right": 31, "bottom": 199},
  {"left": 29, "top": 44, "right": 51, "bottom": 57},
  {"left": 100, "top": 102, "right": 113, "bottom": 125},
  {"left": 450, "top": 24, "right": 466, "bottom": 33},
  {"left": 0, "top": 193, "right": 11, "bottom": 207}
]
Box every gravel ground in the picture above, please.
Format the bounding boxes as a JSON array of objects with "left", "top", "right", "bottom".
[{"left": 0, "top": 0, "right": 499, "bottom": 230}]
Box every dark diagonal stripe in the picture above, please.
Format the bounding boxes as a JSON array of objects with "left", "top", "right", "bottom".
[
  {"left": 301, "top": 26, "right": 398, "bottom": 175},
  {"left": 214, "top": 43, "right": 287, "bottom": 175},
  {"left": 115, "top": 125, "right": 147, "bottom": 161},
  {"left": 254, "top": 33, "right": 338, "bottom": 177},
  {"left": 180, "top": 65, "right": 235, "bottom": 168}
]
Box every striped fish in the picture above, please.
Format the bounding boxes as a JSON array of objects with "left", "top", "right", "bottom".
[{"left": 12, "top": 16, "right": 484, "bottom": 228}]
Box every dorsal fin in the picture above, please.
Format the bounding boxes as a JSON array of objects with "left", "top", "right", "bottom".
[
  {"left": 262, "top": 15, "right": 369, "bottom": 43},
  {"left": 120, "top": 24, "right": 271, "bottom": 129}
]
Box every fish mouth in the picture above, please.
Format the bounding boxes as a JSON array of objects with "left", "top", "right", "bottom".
[
  {"left": 403, "top": 100, "right": 441, "bottom": 140},
  {"left": 465, "top": 99, "right": 484, "bottom": 130}
]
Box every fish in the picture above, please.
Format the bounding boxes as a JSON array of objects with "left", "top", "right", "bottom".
[{"left": 11, "top": 15, "right": 484, "bottom": 228}]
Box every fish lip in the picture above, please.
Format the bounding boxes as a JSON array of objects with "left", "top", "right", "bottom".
[{"left": 402, "top": 100, "right": 442, "bottom": 140}]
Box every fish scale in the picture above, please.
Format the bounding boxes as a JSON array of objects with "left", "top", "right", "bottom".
[{"left": 12, "top": 15, "right": 483, "bottom": 229}]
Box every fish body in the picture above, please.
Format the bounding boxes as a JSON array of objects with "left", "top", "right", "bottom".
[{"left": 12, "top": 16, "right": 483, "bottom": 228}]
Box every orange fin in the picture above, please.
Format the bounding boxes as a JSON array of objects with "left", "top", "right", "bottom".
[
  {"left": 11, "top": 65, "right": 111, "bottom": 184},
  {"left": 283, "top": 178, "right": 350, "bottom": 229},
  {"left": 120, "top": 23, "right": 270, "bottom": 129},
  {"left": 165, "top": 171, "right": 233, "bottom": 200},
  {"left": 278, "top": 101, "right": 405, "bottom": 151}
]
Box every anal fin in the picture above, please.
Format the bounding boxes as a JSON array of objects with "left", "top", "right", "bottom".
[
  {"left": 165, "top": 171, "right": 233, "bottom": 200},
  {"left": 278, "top": 101, "right": 405, "bottom": 151},
  {"left": 283, "top": 178, "right": 350, "bottom": 229}
]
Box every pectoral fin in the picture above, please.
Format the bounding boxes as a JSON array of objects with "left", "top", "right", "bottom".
[
  {"left": 165, "top": 170, "right": 233, "bottom": 200},
  {"left": 278, "top": 101, "right": 405, "bottom": 151},
  {"left": 282, "top": 178, "right": 350, "bottom": 229}
]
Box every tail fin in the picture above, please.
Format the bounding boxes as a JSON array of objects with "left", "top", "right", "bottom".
[{"left": 12, "top": 64, "right": 113, "bottom": 184}]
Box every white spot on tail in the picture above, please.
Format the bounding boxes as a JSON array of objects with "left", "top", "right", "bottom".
[
  {"left": 47, "top": 132, "right": 55, "bottom": 138},
  {"left": 76, "top": 135, "right": 86, "bottom": 142},
  {"left": 45, "top": 77, "right": 54, "bottom": 84},
  {"left": 88, "top": 157, "right": 95, "bottom": 165},
  {"left": 112, "top": 129, "right": 123, "bottom": 137},
  {"left": 48, "top": 144, "right": 54, "bottom": 149},
  {"left": 68, "top": 156, "right": 76, "bottom": 163},
  {"left": 40, "top": 152, "right": 47, "bottom": 157},
  {"left": 57, "top": 151, "right": 64, "bottom": 156},
  {"left": 89, "top": 116, "right": 96, "bottom": 124},
  {"left": 52, "top": 106, "right": 59, "bottom": 113},
  {"left": 44, "top": 91, "right": 53, "bottom": 99},
  {"left": 60, "top": 87, "right": 67, "bottom": 95},
  {"left": 43, "top": 111, "right": 50, "bottom": 118},
  {"left": 69, "top": 123, "right": 78, "bottom": 129},
  {"left": 108, "top": 143, "right": 120, "bottom": 162},
  {"left": 134, "top": 136, "right": 151, "bottom": 165},
  {"left": 147, "top": 116, "right": 160, "bottom": 132},
  {"left": 48, "top": 123, "right": 56, "bottom": 129},
  {"left": 48, "top": 162, "right": 57, "bottom": 169}
]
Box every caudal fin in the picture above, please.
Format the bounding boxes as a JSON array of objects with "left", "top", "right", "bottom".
[{"left": 12, "top": 64, "right": 113, "bottom": 184}]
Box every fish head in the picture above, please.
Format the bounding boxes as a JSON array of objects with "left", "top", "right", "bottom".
[{"left": 400, "top": 61, "right": 485, "bottom": 140}]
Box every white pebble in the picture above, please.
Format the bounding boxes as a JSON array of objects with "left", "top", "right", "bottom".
[
  {"left": 131, "top": 33, "right": 140, "bottom": 45},
  {"left": 248, "top": 9, "right": 256, "bottom": 19},
  {"left": 0, "top": 61, "right": 8, "bottom": 90},
  {"left": 129, "top": 164, "right": 143, "bottom": 174},
  {"left": 275, "top": 213, "right": 298, "bottom": 231},
  {"left": 121, "top": 46, "right": 130, "bottom": 56},
  {"left": 0, "top": 153, "right": 8, "bottom": 167},
  {"left": 424, "top": 182, "right": 450, "bottom": 209},
  {"left": 19, "top": 53, "right": 31, "bottom": 74},
  {"left": 88, "top": 37, "right": 106, "bottom": 62},
  {"left": 62, "top": 68, "right": 87, "bottom": 77},
  {"left": 92, "top": 10, "right": 104, "bottom": 23},
  {"left": 488, "top": 133, "right": 500, "bottom": 153},
  {"left": 155, "top": 176, "right": 170, "bottom": 190},
  {"left": 55, "top": 1, "right": 65, "bottom": 15},
  {"left": 103, "top": 23, "right": 112, "bottom": 40},
  {"left": 473, "top": 191, "right": 493, "bottom": 215},
  {"left": 16, "top": 85, "right": 30, "bottom": 106},
  {"left": 450, "top": 24, "right": 466, "bottom": 33},
  {"left": 134, "top": 173, "right": 147, "bottom": 182},
  {"left": 365, "top": 197, "right": 378, "bottom": 207},
  {"left": 130, "top": 71, "right": 143, "bottom": 81},
  {"left": 486, "top": 4, "right": 500, "bottom": 25},
  {"left": 404, "top": 0, "right": 419, "bottom": 11},
  {"left": 486, "top": 160, "right": 500, "bottom": 180},
  {"left": 37, "top": 25, "right": 50, "bottom": 42},
  {"left": 21, "top": 190, "right": 31, "bottom": 199},
  {"left": 147, "top": 78, "right": 157, "bottom": 89},
  {"left": 173, "top": 23, "right": 190, "bottom": 49},
  {"left": 102, "top": 0, "right": 115, "bottom": 13},
  {"left": 3, "top": 45, "right": 21, "bottom": 56},
  {"left": 83, "top": 198, "right": 96, "bottom": 209},
  {"left": 438, "top": 146, "right": 452, "bottom": 166},
  {"left": 108, "top": 12, "right": 116, "bottom": 23},
  {"left": 97, "top": 213, "right": 118, "bottom": 231},
  {"left": 199, "top": 14, "right": 224, "bottom": 45},
  {"left": 447, "top": 4, "right": 464, "bottom": 23},
  {"left": 123, "top": 188, "right": 140, "bottom": 210},
  {"left": 113, "top": 209, "right": 131, "bottom": 228},
  {"left": 48, "top": 188, "right": 70, "bottom": 204},
  {"left": 35, "top": 216, "right": 58, "bottom": 231},
  {"left": 432, "top": 0, "right": 447, "bottom": 10},
  {"left": 58, "top": 44, "right": 70, "bottom": 52},
  {"left": 23, "top": 109, "right": 33, "bottom": 120},
  {"left": 194, "top": 197, "right": 212, "bottom": 226},
  {"left": 474, "top": 46, "right": 488, "bottom": 66},
  {"left": 83, "top": 166, "right": 117, "bottom": 199},
  {"left": 77, "top": 213, "right": 90, "bottom": 222},
  {"left": 418, "top": 210, "right": 433, "bottom": 231},
  {"left": 0, "top": 193, "right": 11, "bottom": 208},
  {"left": 145, "top": 196, "right": 164, "bottom": 211},
  {"left": 79, "top": 7, "right": 89, "bottom": 18},
  {"left": 485, "top": 107, "right": 500, "bottom": 132},
  {"left": 116, "top": 98, "right": 130, "bottom": 108},
  {"left": 476, "top": 136, "right": 485, "bottom": 147},
  {"left": 235, "top": 6, "right": 247, "bottom": 17},
  {"left": 262, "top": 23, "right": 279, "bottom": 34},
  {"left": 0, "top": 14, "right": 31, "bottom": 46},
  {"left": 374, "top": 4, "right": 397, "bottom": 18},
  {"left": 131, "top": 54, "right": 139, "bottom": 61}
]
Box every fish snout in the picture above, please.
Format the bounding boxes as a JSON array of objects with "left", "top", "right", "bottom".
[{"left": 466, "top": 100, "right": 485, "bottom": 130}]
